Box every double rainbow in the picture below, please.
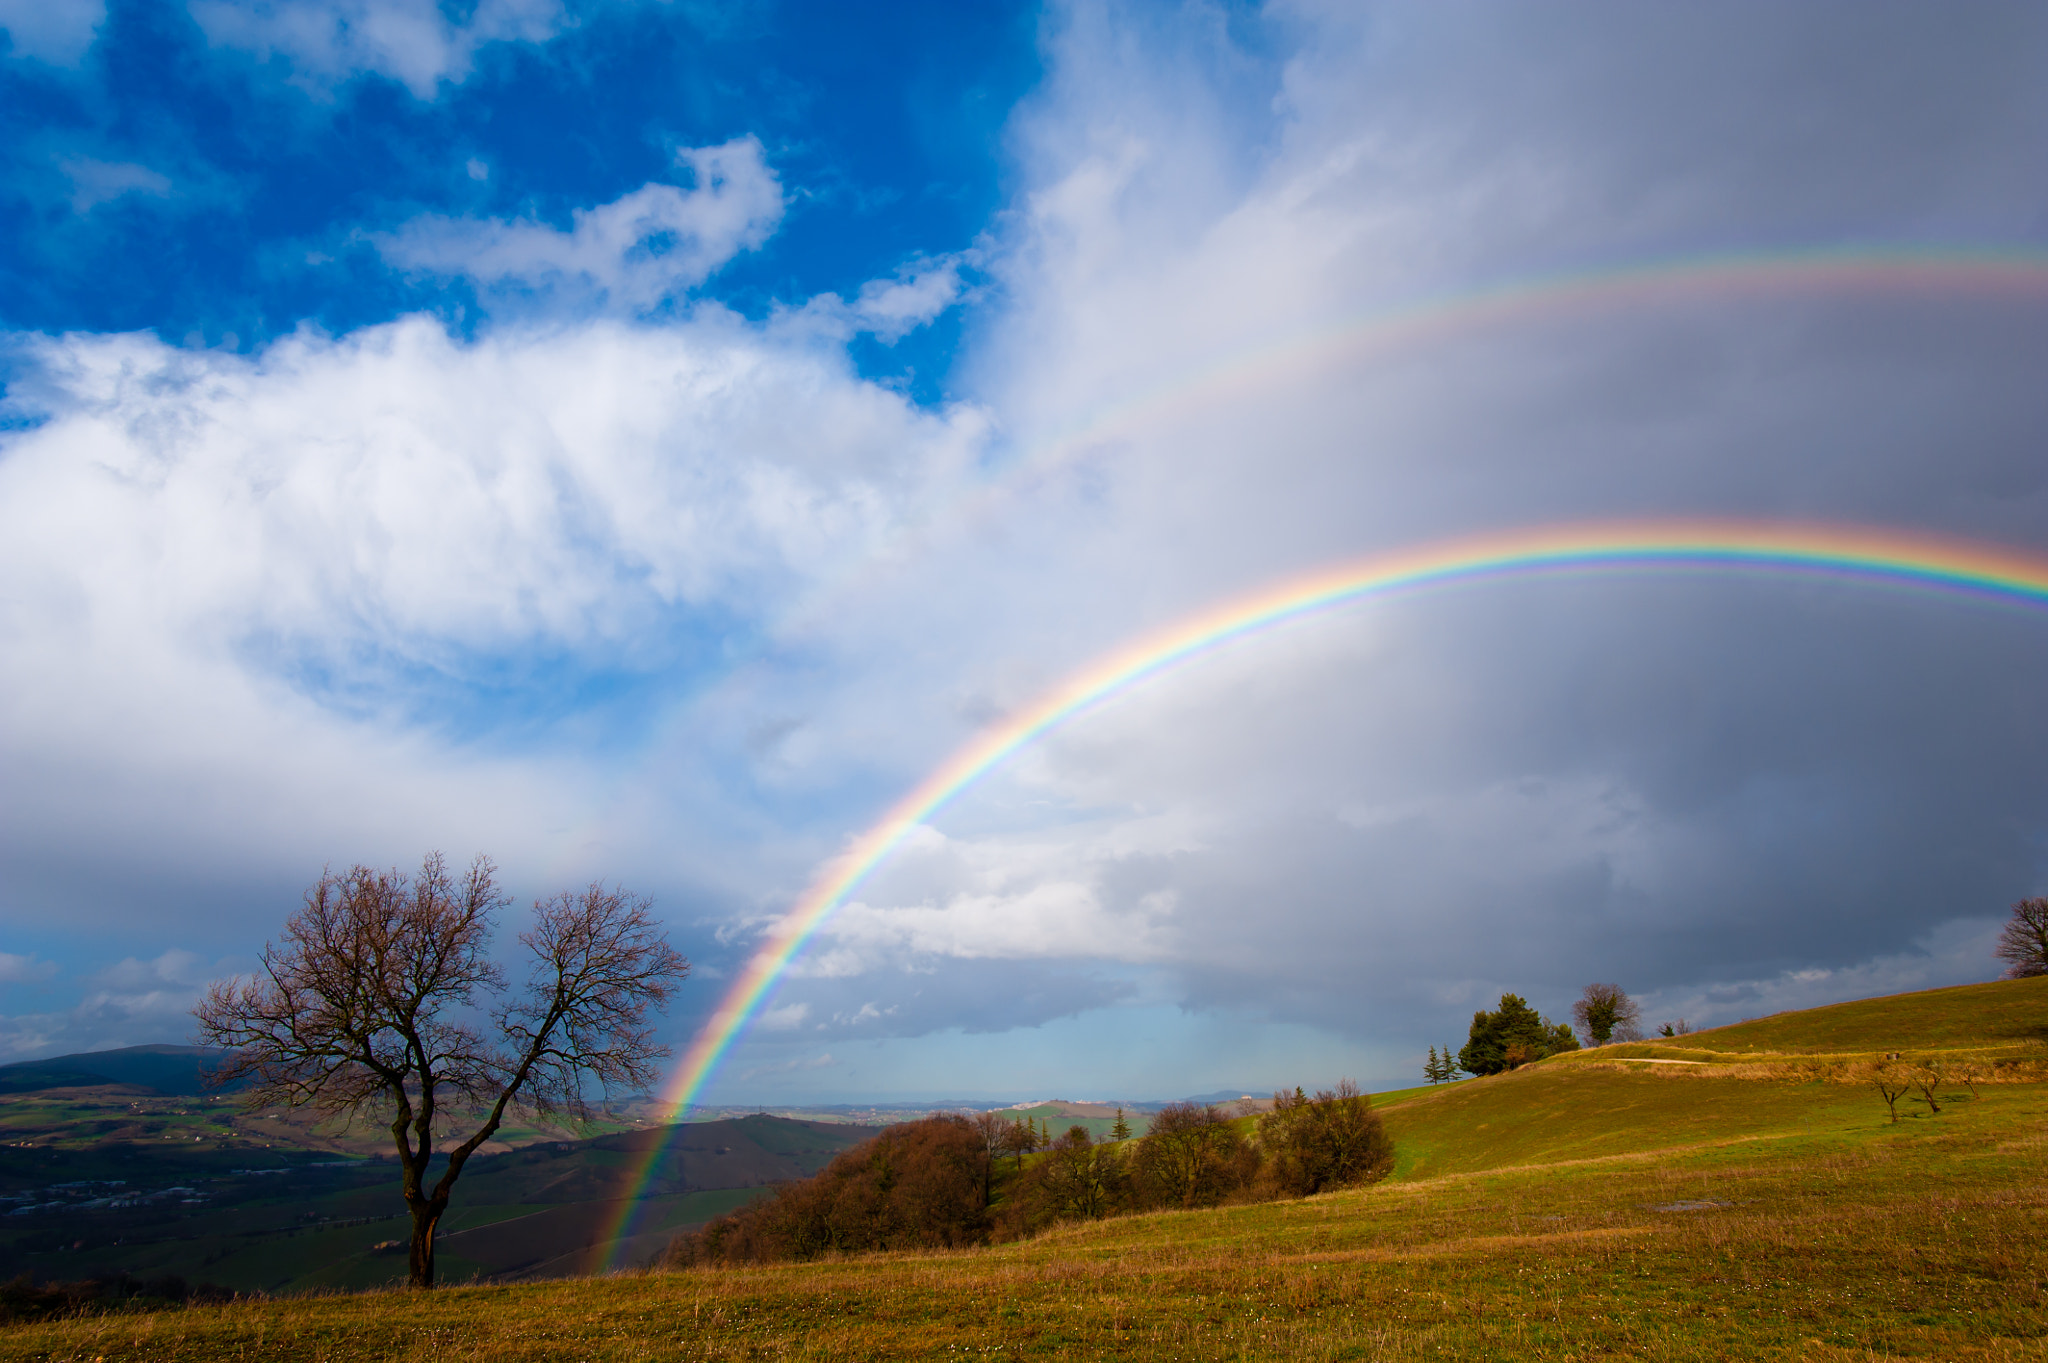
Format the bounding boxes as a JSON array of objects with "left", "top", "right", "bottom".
[{"left": 598, "top": 518, "right": 2048, "bottom": 1265}]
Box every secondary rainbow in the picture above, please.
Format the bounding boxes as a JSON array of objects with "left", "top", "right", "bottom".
[
  {"left": 549, "top": 243, "right": 2048, "bottom": 901},
  {"left": 597, "top": 518, "right": 2048, "bottom": 1264}
]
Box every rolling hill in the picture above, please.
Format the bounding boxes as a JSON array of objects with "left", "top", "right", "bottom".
[
  {"left": 0, "top": 1046, "right": 236, "bottom": 1097},
  {"left": 3, "top": 975, "right": 2043, "bottom": 1359}
]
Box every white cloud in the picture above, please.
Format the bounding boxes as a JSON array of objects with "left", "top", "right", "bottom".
[
  {"left": 754, "top": 1002, "right": 810, "bottom": 1031},
  {"left": 190, "top": 0, "right": 566, "bottom": 97},
  {"left": 56, "top": 157, "right": 174, "bottom": 214},
  {"left": 0, "top": 953, "right": 56, "bottom": 984},
  {"left": 0, "top": 300, "right": 990, "bottom": 950},
  {"left": 379, "top": 139, "right": 784, "bottom": 311},
  {"left": 0, "top": 0, "right": 105, "bottom": 66},
  {"left": 783, "top": 256, "right": 973, "bottom": 345},
  {"left": 0, "top": 950, "right": 237, "bottom": 1062},
  {"left": 795, "top": 820, "right": 1192, "bottom": 976}
]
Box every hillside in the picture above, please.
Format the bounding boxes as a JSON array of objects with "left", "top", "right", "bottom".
[
  {"left": 0, "top": 1115, "right": 875, "bottom": 1294},
  {"left": 3, "top": 977, "right": 2044, "bottom": 1359},
  {"left": 0, "top": 1047, "right": 236, "bottom": 1097},
  {"left": 1655, "top": 972, "right": 2048, "bottom": 1053}
]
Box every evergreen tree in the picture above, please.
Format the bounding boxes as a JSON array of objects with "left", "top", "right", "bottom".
[
  {"left": 1111, "top": 1106, "right": 1132, "bottom": 1141},
  {"left": 1424, "top": 1046, "right": 1442, "bottom": 1084},
  {"left": 1457, "top": 993, "right": 1581, "bottom": 1076}
]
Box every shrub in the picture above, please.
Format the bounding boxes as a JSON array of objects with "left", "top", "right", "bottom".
[
  {"left": 1131, "top": 1102, "right": 1257, "bottom": 1210},
  {"left": 663, "top": 1114, "right": 990, "bottom": 1266},
  {"left": 1257, "top": 1080, "right": 1393, "bottom": 1197}
]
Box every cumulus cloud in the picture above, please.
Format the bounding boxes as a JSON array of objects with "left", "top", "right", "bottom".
[
  {"left": 379, "top": 139, "right": 784, "bottom": 311},
  {"left": 190, "top": 0, "right": 566, "bottom": 97},
  {"left": 0, "top": 295, "right": 989, "bottom": 954}
]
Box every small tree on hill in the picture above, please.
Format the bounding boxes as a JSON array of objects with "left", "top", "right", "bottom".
[
  {"left": 1873, "top": 1068, "right": 1914, "bottom": 1124},
  {"left": 194, "top": 853, "right": 687, "bottom": 1288},
  {"left": 1911, "top": 1065, "right": 1947, "bottom": 1116},
  {"left": 1571, "top": 983, "right": 1642, "bottom": 1047},
  {"left": 1111, "top": 1106, "right": 1132, "bottom": 1141},
  {"left": 1995, "top": 897, "right": 2048, "bottom": 978}
]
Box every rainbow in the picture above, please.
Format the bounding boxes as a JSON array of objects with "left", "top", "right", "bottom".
[
  {"left": 597, "top": 518, "right": 2048, "bottom": 1265},
  {"left": 759, "top": 245, "right": 2048, "bottom": 644},
  {"left": 556, "top": 243, "right": 2048, "bottom": 895}
]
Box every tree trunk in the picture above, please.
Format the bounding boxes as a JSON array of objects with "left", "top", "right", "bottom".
[{"left": 408, "top": 1196, "right": 447, "bottom": 1287}]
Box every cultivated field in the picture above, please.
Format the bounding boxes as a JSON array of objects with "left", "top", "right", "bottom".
[{"left": 4, "top": 976, "right": 2044, "bottom": 1361}]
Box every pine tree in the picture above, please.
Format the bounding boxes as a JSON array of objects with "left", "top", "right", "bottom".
[
  {"left": 1111, "top": 1106, "right": 1132, "bottom": 1141},
  {"left": 1424, "top": 1045, "right": 1442, "bottom": 1084}
]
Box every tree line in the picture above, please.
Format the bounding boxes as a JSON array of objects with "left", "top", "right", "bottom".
[{"left": 661, "top": 1082, "right": 1393, "bottom": 1268}]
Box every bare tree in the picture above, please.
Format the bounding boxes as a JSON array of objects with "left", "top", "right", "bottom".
[
  {"left": 1572, "top": 983, "right": 1642, "bottom": 1047},
  {"left": 1995, "top": 897, "right": 2048, "bottom": 978},
  {"left": 1911, "top": 1065, "right": 1946, "bottom": 1116},
  {"left": 1873, "top": 1069, "right": 1913, "bottom": 1124},
  {"left": 969, "top": 1111, "right": 1011, "bottom": 1201},
  {"left": 193, "top": 853, "right": 687, "bottom": 1288}
]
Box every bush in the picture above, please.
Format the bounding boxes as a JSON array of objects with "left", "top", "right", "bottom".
[
  {"left": 1257, "top": 1080, "right": 1393, "bottom": 1197},
  {"left": 663, "top": 1114, "right": 991, "bottom": 1267}
]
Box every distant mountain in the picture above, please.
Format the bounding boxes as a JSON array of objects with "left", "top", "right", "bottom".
[
  {"left": 0, "top": 1044, "right": 239, "bottom": 1096},
  {"left": 1180, "top": 1089, "right": 1269, "bottom": 1105}
]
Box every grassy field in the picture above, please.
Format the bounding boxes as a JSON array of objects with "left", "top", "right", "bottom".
[{"left": 3, "top": 977, "right": 2044, "bottom": 1360}]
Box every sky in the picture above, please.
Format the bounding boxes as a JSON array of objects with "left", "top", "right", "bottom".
[{"left": 3, "top": 0, "right": 2047, "bottom": 1104}]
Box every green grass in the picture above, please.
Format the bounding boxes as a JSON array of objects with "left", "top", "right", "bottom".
[{"left": 4, "top": 977, "right": 2045, "bottom": 1360}]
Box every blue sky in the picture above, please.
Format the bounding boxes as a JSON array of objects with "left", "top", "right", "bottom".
[
  {"left": 2, "top": 0, "right": 1037, "bottom": 394},
  {"left": 3, "top": 0, "right": 2047, "bottom": 1105}
]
